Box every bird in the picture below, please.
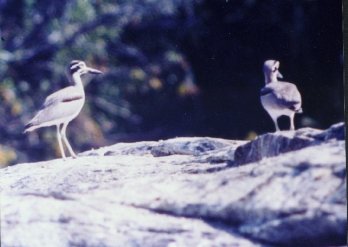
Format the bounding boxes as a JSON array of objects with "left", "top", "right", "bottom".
[
  {"left": 24, "top": 60, "right": 102, "bottom": 159},
  {"left": 260, "top": 60, "right": 302, "bottom": 131}
]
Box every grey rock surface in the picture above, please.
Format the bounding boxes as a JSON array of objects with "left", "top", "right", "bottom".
[
  {"left": 234, "top": 122, "right": 345, "bottom": 165},
  {"left": 1, "top": 123, "right": 346, "bottom": 247}
]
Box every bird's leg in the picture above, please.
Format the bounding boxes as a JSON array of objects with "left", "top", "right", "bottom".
[
  {"left": 57, "top": 124, "right": 66, "bottom": 160},
  {"left": 271, "top": 116, "right": 280, "bottom": 132},
  {"left": 289, "top": 113, "right": 295, "bottom": 131},
  {"left": 61, "top": 123, "right": 77, "bottom": 158}
]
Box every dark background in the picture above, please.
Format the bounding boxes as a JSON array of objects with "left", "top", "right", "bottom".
[{"left": 0, "top": 0, "right": 343, "bottom": 166}]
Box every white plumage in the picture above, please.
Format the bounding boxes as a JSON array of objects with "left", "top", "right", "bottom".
[
  {"left": 24, "top": 60, "right": 102, "bottom": 159},
  {"left": 260, "top": 60, "right": 302, "bottom": 131}
]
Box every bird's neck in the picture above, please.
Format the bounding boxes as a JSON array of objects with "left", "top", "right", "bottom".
[
  {"left": 71, "top": 73, "right": 84, "bottom": 90},
  {"left": 264, "top": 72, "right": 278, "bottom": 84}
]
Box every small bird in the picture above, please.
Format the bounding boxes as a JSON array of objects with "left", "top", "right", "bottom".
[
  {"left": 24, "top": 60, "right": 102, "bottom": 159},
  {"left": 260, "top": 60, "right": 302, "bottom": 131}
]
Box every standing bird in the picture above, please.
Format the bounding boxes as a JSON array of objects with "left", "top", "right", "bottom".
[
  {"left": 260, "top": 60, "right": 302, "bottom": 131},
  {"left": 24, "top": 60, "right": 102, "bottom": 159}
]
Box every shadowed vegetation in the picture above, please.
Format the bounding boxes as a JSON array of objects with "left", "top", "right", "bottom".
[{"left": 0, "top": 0, "right": 343, "bottom": 166}]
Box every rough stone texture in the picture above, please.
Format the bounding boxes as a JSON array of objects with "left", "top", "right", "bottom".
[
  {"left": 234, "top": 122, "right": 345, "bottom": 165},
  {"left": 1, "top": 123, "right": 346, "bottom": 247}
]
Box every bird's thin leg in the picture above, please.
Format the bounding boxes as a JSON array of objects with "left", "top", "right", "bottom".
[
  {"left": 290, "top": 113, "right": 295, "bottom": 131},
  {"left": 57, "top": 124, "right": 66, "bottom": 159},
  {"left": 61, "top": 122, "right": 77, "bottom": 158},
  {"left": 272, "top": 116, "right": 280, "bottom": 132}
]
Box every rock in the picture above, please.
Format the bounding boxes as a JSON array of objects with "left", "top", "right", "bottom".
[
  {"left": 313, "top": 122, "right": 346, "bottom": 141},
  {"left": 150, "top": 137, "right": 233, "bottom": 157},
  {"left": 81, "top": 141, "right": 158, "bottom": 156},
  {"left": 234, "top": 122, "right": 345, "bottom": 165},
  {"left": 0, "top": 124, "right": 346, "bottom": 247},
  {"left": 81, "top": 137, "right": 246, "bottom": 166}
]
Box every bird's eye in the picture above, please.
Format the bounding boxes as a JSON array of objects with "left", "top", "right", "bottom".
[{"left": 273, "top": 67, "right": 278, "bottom": 72}]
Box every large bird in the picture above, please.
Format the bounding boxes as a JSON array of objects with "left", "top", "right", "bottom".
[
  {"left": 24, "top": 60, "right": 102, "bottom": 159},
  {"left": 260, "top": 60, "right": 302, "bottom": 131}
]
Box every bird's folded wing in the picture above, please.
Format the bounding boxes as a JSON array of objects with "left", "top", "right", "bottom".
[
  {"left": 41, "top": 86, "right": 84, "bottom": 109},
  {"left": 274, "top": 83, "right": 302, "bottom": 107}
]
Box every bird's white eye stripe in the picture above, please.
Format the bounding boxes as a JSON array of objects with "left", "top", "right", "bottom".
[
  {"left": 70, "top": 60, "right": 85, "bottom": 68},
  {"left": 70, "top": 60, "right": 80, "bottom": 67},
  {"left": 70, "top": 62, "right": 85, "bottom": 70},
  {"left": 70, "top": 64, "right": 80, "bottom": 70},
  {"left": 70, "top": 66, "right": 82, "bottom": 74}
]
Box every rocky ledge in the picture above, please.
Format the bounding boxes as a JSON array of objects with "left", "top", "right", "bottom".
[{"left": 0, "top": 123, "right": 346, "bottom": 247}]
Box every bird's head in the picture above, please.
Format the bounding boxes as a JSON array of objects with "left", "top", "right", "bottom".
[
  {"left": 69, "top": 60, "right": 103, "bottom": 76},
  {"left": 263, "top": 60, "right": 283, "bottom": 81}
]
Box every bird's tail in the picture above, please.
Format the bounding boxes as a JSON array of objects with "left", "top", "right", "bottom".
[
  {"left": 23, "top": 123, "right": 35, "bottom": 133},
  {"left": 296, "top": 108, "right": 303, "bottom": 114}
]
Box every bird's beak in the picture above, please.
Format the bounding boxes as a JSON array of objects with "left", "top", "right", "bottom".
[
  {"left": 277, "top": 70, "right": 283, "bottom": 79},
  {"left": 86, "top": 67, "right": 103, "bottom": 74}
]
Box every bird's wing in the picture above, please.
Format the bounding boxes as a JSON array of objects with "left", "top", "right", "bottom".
[
  {"left": 42, "top": 86, "right": 84, "bottom": 109},
  {"left": 275, "top": 82, "right": 302, "bottom": 105},
  {"left": 260, "top": 82, "right": 302, "bottom": 109},
  {"left": 26, "top": 94, "right": 85, "bottom": 129},
  {"left": 25, "top": 86, "right": 85, "bottom": 129}
]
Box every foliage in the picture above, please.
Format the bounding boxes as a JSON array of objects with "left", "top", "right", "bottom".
[{"left": 0, "top": 0, "right": 343, "bottom": 165}]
